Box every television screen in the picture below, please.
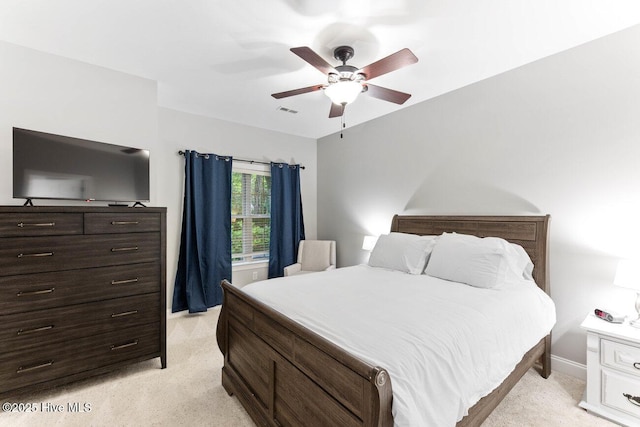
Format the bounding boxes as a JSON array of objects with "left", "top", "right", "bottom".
[{"left": 13, "top": 127, "right": 150, "bottom": 203}]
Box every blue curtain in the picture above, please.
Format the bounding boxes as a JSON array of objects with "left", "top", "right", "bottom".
[
  {"left": 172, "top": 151, "right": 232, "bottom": 313},
  {"left": 268, "top": 162, "right": 305, "bottom": 278}
]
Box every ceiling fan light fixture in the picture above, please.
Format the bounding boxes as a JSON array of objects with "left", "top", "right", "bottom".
[{"left": 324, "top": 80, "right": 363, "bottom": 105}]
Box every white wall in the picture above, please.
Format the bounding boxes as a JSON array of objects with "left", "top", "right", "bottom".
[
  {"left": 0, "top": 41, "right": 158, "bottom": 205},
  {"left": 317, "top": 25, "right": 640, "bottom": 365},
  {"left": 0, "top": 41, "right": 318, "bottom": 312},
  {"left": 157, "top": 108, "right": 317, "bottom": 296}
]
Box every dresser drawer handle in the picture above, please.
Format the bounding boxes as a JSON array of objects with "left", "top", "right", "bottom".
[
  {"left": 17, "top": 252, "right": 54, "bottom": 258},
  {"left": 110, "top": 247, "right": 139, "bottom": 252},
  {"left": 624, "top": 393, "right": 640, "bottom": 407},
  {"left": 111, "top": 278, "right": 139, "bottom": 285},
  {"left": 111, "top": 221, "right": 139, "bottom": 225},
  {"left": 16, "top": 288, "right": 55, "bottom": 297},
  {"left": 111, "top": 310, "right": 138, "bottom": 318},
  {"left": 17, "top": 325, "right": 54, "bottom": 335},
  {"left": 17, "top": 360, "right": 54, "bottom": 374},
  {"left": 111, "top": 340, "right": 139, "bottom": 350},
  {"left": 17, "top": 222, "right": 55, "bottom": 228}
]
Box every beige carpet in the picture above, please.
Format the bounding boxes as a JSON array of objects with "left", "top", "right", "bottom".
[{"left": 1, "top": 307, "right": 616, "bottom": 427}]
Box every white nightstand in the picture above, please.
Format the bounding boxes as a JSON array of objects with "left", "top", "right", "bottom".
[{"left": 580, "top": 313, "right": 640, "bottom": 426}]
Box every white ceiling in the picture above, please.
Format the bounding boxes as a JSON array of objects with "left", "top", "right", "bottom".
[{"left": 1, "top": 0, "right": 640, "bottom": 139}]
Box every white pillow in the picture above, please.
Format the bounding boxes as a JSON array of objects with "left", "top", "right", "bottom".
[
  {"left": 509, "top": 243, "right": 534, "bottom": 280},
  {"left": 425, "top": 233, "right": 525, "bottom": 288},
  {"left": 368, "top": 232, "right": 437, "bottom": 274}
]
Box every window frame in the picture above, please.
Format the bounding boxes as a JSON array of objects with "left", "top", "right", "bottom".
[{"left": 231, "top": 162, "right": 271, "bottom": 267}]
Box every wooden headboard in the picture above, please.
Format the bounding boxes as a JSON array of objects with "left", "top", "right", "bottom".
[{"left": 390, "top": 215, "right": 551, "bottom": 295}]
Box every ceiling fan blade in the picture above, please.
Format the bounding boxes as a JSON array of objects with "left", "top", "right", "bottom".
[
  {"left": 365, "top": 84, "right": 412, "bottom": 105},
  {"left": 271, "top": 84, "right": 324, "bottom": 99},
  {"left": 291, "top": 47, "right": 337, "bottom": 75},
  {"left": 359, "top": 48, "right": 418, "bottom": 80},
  {"left": 329, "top": 103, "right": 345, "bottom": 118}
]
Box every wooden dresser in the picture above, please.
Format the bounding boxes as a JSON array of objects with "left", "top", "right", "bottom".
[{"left": 0, "top": 206, "right": 166, "bottom": 397}]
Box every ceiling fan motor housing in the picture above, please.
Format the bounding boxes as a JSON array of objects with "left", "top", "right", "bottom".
[
  {"left": 333, "top": 46, "right": 355, "bottom": 64},
  {"left": 329, "top": 65, "right": 365, "bottom": 83}
]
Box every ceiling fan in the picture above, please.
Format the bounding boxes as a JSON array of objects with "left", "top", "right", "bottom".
[{"left": 272, "top": 46, "right": 418, "bottom": 118}]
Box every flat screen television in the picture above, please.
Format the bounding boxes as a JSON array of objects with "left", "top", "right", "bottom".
[{"left": 13, "top": 127, "right": 150, "bottom": 204}]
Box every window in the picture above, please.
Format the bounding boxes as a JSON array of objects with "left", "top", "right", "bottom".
[{"left": 231, "top": 165, "right": 271, "bottom": 264}]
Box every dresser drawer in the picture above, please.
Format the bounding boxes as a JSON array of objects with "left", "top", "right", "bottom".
[
  {"left": 0, "top": 213, "right": 83, "bottom": 237},
  {"left": 0, "top": 322, "right": 160, "bottom": 393},
  {"left": 84, "top": 212, "right": 160, "bottom": 234},
  {"left": 602, "top": 368, "right": 640, "bottom": 418},
  {"left": 0, "top": 262, "right": 160, "bottom": 315},
  {"left": 0, "top": 233, "right": 160, "bottom": 276},
  {"left": 0, "top": 293, "right": 159, "bottom": 353},
  {"left": 602, "top": 338, "right": 640, "bottom": 378}
]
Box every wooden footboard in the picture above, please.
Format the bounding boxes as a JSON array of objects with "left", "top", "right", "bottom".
[{"left": 217, "top": 279, "right": 393, "bottom": 426}]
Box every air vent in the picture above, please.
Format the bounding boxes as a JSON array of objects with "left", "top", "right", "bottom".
[{"left": 277, "top": 106, "right": 298, "bottom": 114}]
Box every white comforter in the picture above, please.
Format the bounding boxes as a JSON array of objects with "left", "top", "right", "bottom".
[{"left": 242, "top": 265, "right": 556, "bottom": 427}]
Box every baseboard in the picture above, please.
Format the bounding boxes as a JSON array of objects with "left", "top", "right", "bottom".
[
  {"left": 551, "top": 354, "right": 586, "bottom": 380},
  {"left": 166, "top": 306, "right": 220, "bottom": 320}
]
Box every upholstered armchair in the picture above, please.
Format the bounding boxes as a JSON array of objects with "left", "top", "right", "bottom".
[{"left": 283, "top": 240, "right": 336, "bottom": 276}]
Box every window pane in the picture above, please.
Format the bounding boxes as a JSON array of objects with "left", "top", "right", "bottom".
[
  {"left": 231, "top": 170, "right": 270, "bottom": 264},
  {"left": 251, "top": 174, "right": 270, "bottom": 215},
  {"left": 252, "top": 217, "right": 270, "bottom": 252},
  {"left": 231, "top": 172, "right": 243, "bottom": 216},
  {"left": 231, "top": 218, "right": 243, "bottom": 256}
]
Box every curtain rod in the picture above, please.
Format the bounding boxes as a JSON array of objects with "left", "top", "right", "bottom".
[{"left": 177, "top": 150, "right": 305, "bottom": 170}]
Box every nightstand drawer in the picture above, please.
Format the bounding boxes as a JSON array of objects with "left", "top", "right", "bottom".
[
  {"left": 602, "top": 368, "right": 640, "bottom": 418},
  {"left": 602, "top": 338, "right": 640, "bottom": 377}
]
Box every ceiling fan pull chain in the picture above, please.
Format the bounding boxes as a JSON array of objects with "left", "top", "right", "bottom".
[{"left": 340, "top": 111, "right": 346, "bottom": 139}]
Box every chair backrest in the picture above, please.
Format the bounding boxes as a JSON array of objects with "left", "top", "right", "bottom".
[{"left": 298, "top": 240, "right": 336, "bottom": 271}]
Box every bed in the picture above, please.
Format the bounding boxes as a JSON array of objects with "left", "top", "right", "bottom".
[{"left": 216, "top": 215, "right": 554, "bottom": 426}]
